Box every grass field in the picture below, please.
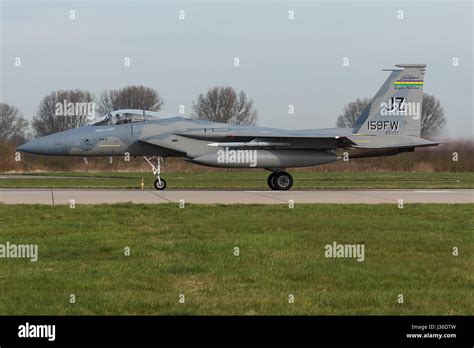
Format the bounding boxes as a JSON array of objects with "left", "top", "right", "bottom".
[
  {"left": 0, "top": 204, "right": 472, "bottom": 315},
  {"left": 1, "top": 171, "right": 473, "bottom": 189}
]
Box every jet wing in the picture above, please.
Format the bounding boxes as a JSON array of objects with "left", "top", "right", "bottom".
[
  {"left": 143, "top": 128, "right": 437, "bottom": 151},
  {"left": 173, "top": 128, "right": 357, "bottom": 148},
  {"left": 174, "top": 128, "right": 343, "bottom": 140}
]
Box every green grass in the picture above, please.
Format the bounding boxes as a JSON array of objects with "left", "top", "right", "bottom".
[
  {"left": 1, "top": 171, "right": 473, "bottom": 189},
  {"left": 0, "top": 204, "right": 472, "bottom": 315}
]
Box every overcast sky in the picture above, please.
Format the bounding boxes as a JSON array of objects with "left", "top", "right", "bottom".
[{"left": 1, "top": 0, "right": 472, "bottom": 138}]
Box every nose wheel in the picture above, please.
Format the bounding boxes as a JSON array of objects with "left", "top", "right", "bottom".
[
  {"left": 267, "top": 171, "right": 293, "bottom": 190},
  {"left": 144, "top": 156, "right": 167, "bottom": 190},
  {"left": 153, "top": 178, "right": 167, "bottom": 190}
]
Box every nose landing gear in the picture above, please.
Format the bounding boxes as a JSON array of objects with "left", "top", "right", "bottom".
[
  {"left": 144, "top": 156, "right": 167, "bottom": 190},
  {"left": 267, "top": 171, "right": 293, "bottom": 190}
]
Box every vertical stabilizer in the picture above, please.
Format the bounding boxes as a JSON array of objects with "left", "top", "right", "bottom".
[{"left": 354, "top": 64, "right": 426, "bottom": 137}]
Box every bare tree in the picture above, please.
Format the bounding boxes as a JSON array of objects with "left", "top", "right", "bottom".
[
  {"left": 32, "top": 90, "right": 94, "bottom": 136},
  {"left": 421, "top": 93, "right": 446, "bottom": 136},
  {"left": 0, "top": 103, "right": 29, "bottom": 142},
  {"left": 97, "top": 85, "right": 164, "bottom": 114},
  {"left": 336, "top": 93, "right": 446, "bottom": 136},
  {"left": 336, "top": 98, "right": 370, "bottom": 128},
  {"left": 192, "top": 86, "right": 258, "bottom": 126}
]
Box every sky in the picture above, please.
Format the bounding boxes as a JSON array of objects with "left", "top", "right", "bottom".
[{"left": 1, "top": 0, "right": 472, "bottom": 138}]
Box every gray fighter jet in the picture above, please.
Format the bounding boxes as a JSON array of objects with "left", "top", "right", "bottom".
[{"left": 18, "top": 64, "right": 439, "bottom": 190}]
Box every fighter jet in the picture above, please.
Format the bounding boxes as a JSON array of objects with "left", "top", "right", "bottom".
[{"left": 18, "top": 64, "right": 439, "bottom": 190}]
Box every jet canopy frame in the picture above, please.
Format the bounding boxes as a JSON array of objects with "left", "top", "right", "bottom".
[{"left": 89, "top": 109, "right": 162, "bottom": 126}]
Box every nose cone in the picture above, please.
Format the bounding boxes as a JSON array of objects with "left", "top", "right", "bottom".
[{"left": 17, "top": 134, "right": 62, "bottom": 155}]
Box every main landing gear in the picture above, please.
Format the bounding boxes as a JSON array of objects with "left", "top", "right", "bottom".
[
  {"left": 144, "top": 156, "right": 167, "bottom": 190},
  {"left": 267, "top": 171, "right": 293, "bottom": 190}
]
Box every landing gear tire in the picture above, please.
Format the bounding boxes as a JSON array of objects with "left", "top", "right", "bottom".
[
  {"left": 267, "top": 172, "right": 277, "bottom": 190},
  {"left": 154, "top": 178, "right": 167, "bottom": 190},
  {"left": 274, "top": 172, "right": 293, "bottom": 190},
  {"left": 267, "top": 171, "right": 293, "bottom": 190}
]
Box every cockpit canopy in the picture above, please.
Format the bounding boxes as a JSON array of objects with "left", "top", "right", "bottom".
[{"left": 89, "top": 109, "right": 162, "bottom": 126}]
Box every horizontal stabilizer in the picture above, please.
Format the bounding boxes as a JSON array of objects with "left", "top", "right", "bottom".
[{"left": 347, "top": 135, "right": 440, "bottom": 149}]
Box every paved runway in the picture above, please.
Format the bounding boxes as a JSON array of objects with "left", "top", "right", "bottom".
[{"left": 0, "top": 189, "right": 472, "bottom": 205}]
